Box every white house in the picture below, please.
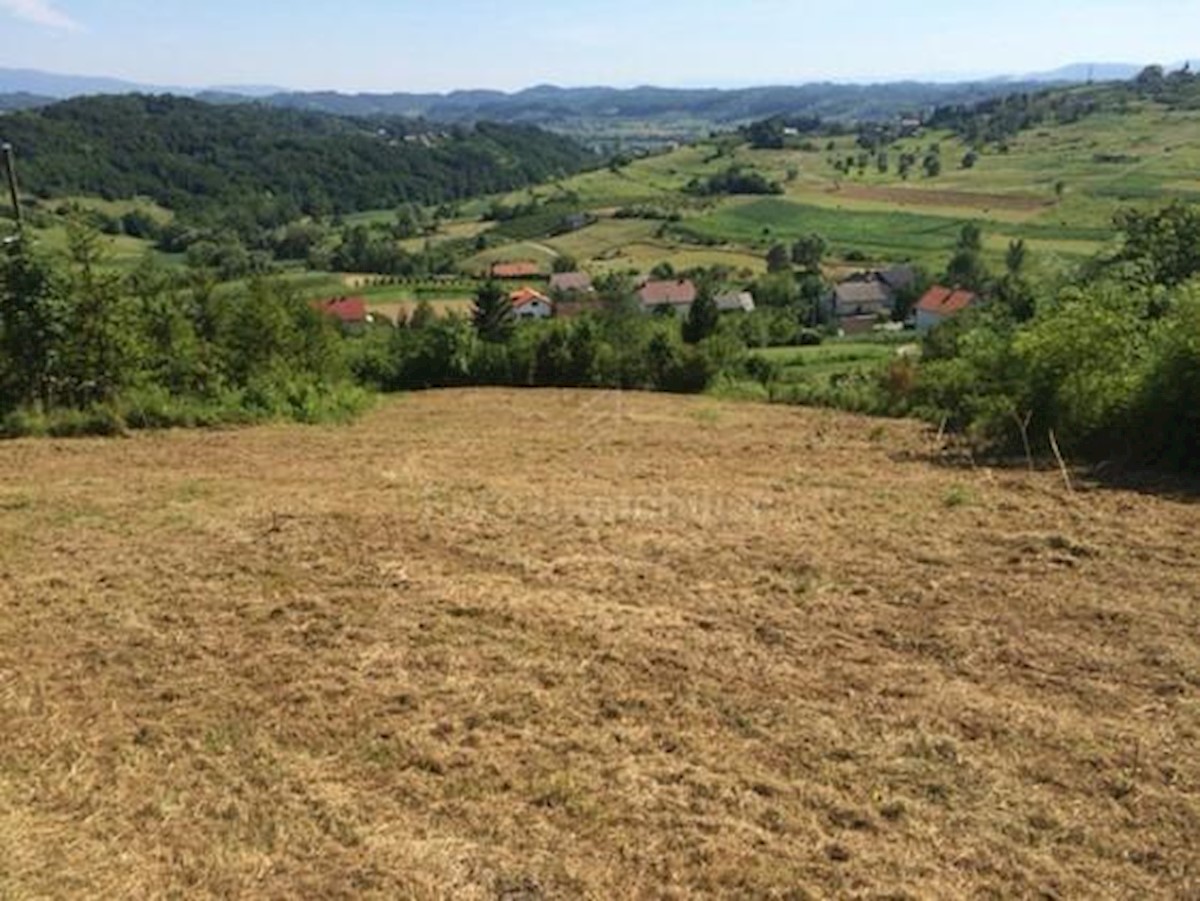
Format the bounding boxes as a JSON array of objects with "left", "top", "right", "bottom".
[{"left": 511, "top": 286, "right": 554, "bottom": 320}]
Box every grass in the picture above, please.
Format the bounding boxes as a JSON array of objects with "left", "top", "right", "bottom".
[{"left": 1, "top": 389, "right": 1196, "bottom": 897}]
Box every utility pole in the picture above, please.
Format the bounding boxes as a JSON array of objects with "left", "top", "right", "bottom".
[{"left": 2, "top": 142, "right": 23, "bottom": 232}]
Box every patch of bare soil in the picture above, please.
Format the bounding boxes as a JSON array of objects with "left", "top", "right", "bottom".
[
  {"left": 830, "top": 183, "right": 1053, "bottom": 212},
  {"left": 0, "top": 390, "right": 1196, "bottom": 898}
]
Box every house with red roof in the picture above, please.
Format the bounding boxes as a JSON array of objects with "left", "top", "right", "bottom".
[
  {"left": 638, "top": 279, "right": 697, "bottom": 316},
  {"left": 915, "top": 285, "right": 979, "bottom": 332},
  {"left": 510, "top": 286, "right": 554, "bottom": 320},
  {"left": 312, "top": 296, "right": 369, "bottom": 333},
  {"left": 491, "top": 260, "right": 542, "bottom": 280}
]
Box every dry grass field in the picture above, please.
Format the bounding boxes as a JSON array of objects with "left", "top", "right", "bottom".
[{"left": 0, "top": 390, "right": 1197, "bottom": 899}]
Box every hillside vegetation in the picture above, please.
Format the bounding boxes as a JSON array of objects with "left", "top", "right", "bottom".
[{"left": 0, "top": 95, "right": 596, "bottom": 216}]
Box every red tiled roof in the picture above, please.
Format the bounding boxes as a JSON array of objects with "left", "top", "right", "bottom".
[
  {"left": 916, "top": 285, "right": 978, "bottom": 317},
  {"left": 510, "top": 286, "right": 551, "bottom": 308},
  {"left": 639, "top": 279, "right": 697, "bottom": 306},
  {"left": 313, "top": 296, "right": 368, "bottom": 323},
  {"left": 491, "top": 261, "right": 541, "bottom": 279}
]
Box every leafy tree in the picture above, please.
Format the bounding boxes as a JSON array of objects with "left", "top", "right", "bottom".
[
  {"left": 791, "top": 233, "right": 827, "bottom": 273},
  {"left": 946, "top": 224, "right": 988, "bottom": 290},
  {"left": 1112, "top": 202, "right": 1200, "bottom": 287},
  {"left": 409, "top": 299, "right": 436, "bottom": 330},
  {"left": 766, "top": 244, "right": 792, "bottom": 273},
  {"left": 1005, "top": 239, "right": 1027, "bottom": 277},
  {"left": 472, "top": 280, "right": 515, "bottom": 343},
  {"left": 0, "top": 236, "right": 67, "bottom": 409},
  {"left": 552, "top": 254, "right": 579, "bottom": 273},
  {"left": 682, "top": 281, "right": 719, "bottom": 344},
  {"left": 923, "top": 152, "right": 942, "bottom": 178}
]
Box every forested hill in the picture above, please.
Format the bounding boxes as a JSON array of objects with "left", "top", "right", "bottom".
[
  {"left": 205, "top": 80, "right": 1064, "bottom": 134},
  {"left": 0, "top": 94, "right": 597, "bottom": 215}
]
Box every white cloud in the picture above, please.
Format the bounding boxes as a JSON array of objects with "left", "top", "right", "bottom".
[{"left": 0, "top": 0, "right": 81, "bottom": 30}]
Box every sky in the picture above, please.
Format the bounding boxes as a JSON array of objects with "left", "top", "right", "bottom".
[{"left": 1, "top": 0, "right": 1197, "bottom": 93}]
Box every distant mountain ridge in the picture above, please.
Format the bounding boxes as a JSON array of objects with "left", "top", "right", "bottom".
[{"left": 2, "top": 61, "right": 1196, "bottom": 139}]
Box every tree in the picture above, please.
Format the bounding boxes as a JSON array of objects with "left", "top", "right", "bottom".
[
  {"left": 0, "top": 235, "right": 67, "bottom": 410},
  {"left": 1113, "top": 202, "right": 1200, "bottom": 287},
  {"left": 409, "top": 299, "right": 436, "bottom": 330},
  {"left": 923, "top": 152, "right": 942, "bottom": 178},
  {"left": 682, "top": 281, "right": 719, "bottom": 344},
  {"left": 766, "top": 243, "right": 792, "bottom": 273},
  {"left": 946, "top": 224, "right": 988, "bottom": 290},
  {"left": 1005, "top": 239, "right": 1027, "bottom": 277},
  {"left": 961, "top": 150, "right": 979, "bottom": 169},
  {"left": 552, "top": 254, "right": 579, "bottom": 274},
  {"left": 791, "top": 233, "right": 827, "bottom": 273},
  {"left": 472, "top": 281, "right": 515, "bottom": 343}
]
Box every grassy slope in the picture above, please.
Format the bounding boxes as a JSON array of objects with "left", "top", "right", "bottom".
[
  {"left": 461, "top": 103, "right": 1200, "bottom": 275},
  {"left": 16, "top": 102, "right": 1200, "bottom": 283},
  {"left": 0, "top": 390, "right": 1196, "bottom": 898}
]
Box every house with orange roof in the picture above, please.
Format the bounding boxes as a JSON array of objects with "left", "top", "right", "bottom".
[
  {"left": 915, "top": 285, "right": 979, "bottom": 332},
  {"left": 510, "top": 286, "right": 554, "bottom": 320}
]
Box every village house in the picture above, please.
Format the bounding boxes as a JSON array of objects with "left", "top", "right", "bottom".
[
  {"left": 825, "top": 265, "right": 917, "bottom": 332},
  {"left": 510, "top": 286, "right": 554, "bottom": 320},
  {"left": 715, "top": 290, "right": 756, "bottom": 313},
  {"left": 491, "top": 260, "right": 542, "bottom": 280},
  {"left": 312, "top": 296, "right": 369, "bottom": 333},
  {"left": 638, "top": 279, "right": 697, "bottom": 316},
  {"left": 915, "top": 285, "right": 979, "bottom": 332},
  {"left": 548, "top": 271, "right": 594, "bottom": 295}
]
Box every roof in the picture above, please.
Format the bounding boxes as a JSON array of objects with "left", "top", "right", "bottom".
[
  {"left": 491, "top": 261, "right": 541, "bottom": 279},
  {"left": 834, "top": 280, "right": 893, "bottom": 309},
  {"left": 916, "top": 285, "right": 978, "bottom": 317},
  {"left": 509, "top": 286, "right": 551, "bottom": 308},
  {"left": 716, "top": 291, "right": 756, "bottom": 313},
  {"left": 639, "top": 279, "right": 697, "bottom": 306},
  {"left": 549, "top": 271, "right": 594, "bottom": 293},
  {"left": 313, "top": 296, "right": 368, "bottom": 323},
  {"left": 877, "top": 265, "right": 917, "bottom": 292}
]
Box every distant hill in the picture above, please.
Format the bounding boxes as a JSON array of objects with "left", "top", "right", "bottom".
[
  {"left": 1020, "top": 63, "right": 1145, "bottom": 83},
  {"left": 1, "top": 94, "right": 597, "bottom": 215},
  {"left": 0, "top": 67, "right": 184, "bottom": 98},
  {"left": 0, "top": 92, "right": 54, "bottom": 113}
]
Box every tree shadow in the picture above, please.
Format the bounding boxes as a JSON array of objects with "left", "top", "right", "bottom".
[{"left": 892, "top": 446, "right": 1200, "bottom": 504}]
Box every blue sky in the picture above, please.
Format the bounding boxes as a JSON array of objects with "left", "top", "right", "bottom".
[{"left": 1, "top": 0, "right": 1197, "bottom": 92}]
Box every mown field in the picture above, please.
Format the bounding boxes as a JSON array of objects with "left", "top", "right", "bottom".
[{"left": 1, "top": 389, "right": 1197, "bottom": 898}]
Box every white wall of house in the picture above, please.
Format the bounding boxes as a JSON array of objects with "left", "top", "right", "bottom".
[{"left": 515, "top": 300, "right": 554, "bottom": 319}]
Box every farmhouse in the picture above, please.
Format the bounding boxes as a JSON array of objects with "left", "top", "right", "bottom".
[
  {"left": 491, "top": 260, "right": 542, "bottom": 279},
  {"left": 312, "top": 296, "right": 369, "bottom": 333},
  {"left": 716, "top": 290, "right": 756, "bottom": 313},
  {"left": 549, "top": 271, "right": 594, "bottom": 295},
  {"left": 828, "top": 279, "right": 894, "bottom": 320},
  {"left": 639, "top": 279, "right": 697, "bottom": 316},
  {"left": 915, "top": 285, "right": 979, "bottom": 332},
  {"left": 510, "top": 286, "right": 554, "bottom": 320}
]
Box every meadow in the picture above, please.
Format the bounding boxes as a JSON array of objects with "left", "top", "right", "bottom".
[{"left": 1, "top": 389, "right": 1196, "bottom": 897}]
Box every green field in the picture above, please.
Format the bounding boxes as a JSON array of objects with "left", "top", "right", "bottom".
[
  {"left": 448, "top": 101, "right": 1200, "bottom": 277},
  {"left": 16, "top": 98, "right": 1200, "bottom": 288}
]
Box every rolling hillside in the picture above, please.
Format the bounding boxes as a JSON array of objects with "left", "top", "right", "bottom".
[{"left": 0, "top": 95, "right": 596, "bottom": 215}]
